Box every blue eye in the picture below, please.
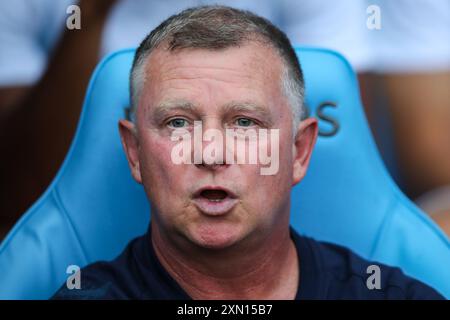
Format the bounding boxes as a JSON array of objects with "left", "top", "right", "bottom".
[
  {"left": 168, "top": 118, "right": 188, "bottom": 128},
  {"left": 235, "top": 118, "right": 255, "bottom": 127}
]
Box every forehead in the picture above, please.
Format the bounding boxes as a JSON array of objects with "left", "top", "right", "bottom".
[{"left": 141, "top": 42, "right": 285, "bottom": 108}]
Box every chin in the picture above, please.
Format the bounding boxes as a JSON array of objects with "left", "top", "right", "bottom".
[{"left": 188, "top": 221, "right": 246, "bottom": 250}]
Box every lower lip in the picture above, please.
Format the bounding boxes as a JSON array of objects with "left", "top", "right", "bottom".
[{"left": 192, "top": 197, "right": 238, "bottom": 216}]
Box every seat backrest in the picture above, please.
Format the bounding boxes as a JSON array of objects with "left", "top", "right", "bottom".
[{"left": 0, "top": 48, "right": 448, "bottom": 299}]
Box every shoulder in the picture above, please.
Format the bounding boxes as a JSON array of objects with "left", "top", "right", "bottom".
[
  {"left": 300, "top": 235, "right": 444, "bottom": 300},
  {"left": 51, "top": 236, "right": 145, "bottom": 300}
]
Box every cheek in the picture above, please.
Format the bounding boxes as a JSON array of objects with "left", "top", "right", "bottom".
[
  {"left": 239, "top": 148, "right": 291, "bottom": 209},
  {"left": 249, "top": 132, "right": 293, "bottom": 206},
  {"left": 138, "top": 134, "right": 188, "bottom": 199},
  {"left": 250, "top": 171, "right": 290, "bottom": 204},
  {"left": 140, "top": 136, "right": 171, "bottom": 172}
]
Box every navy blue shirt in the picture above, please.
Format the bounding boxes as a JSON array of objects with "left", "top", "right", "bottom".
[{"left": 52, "top": 226, "right": 444, "bottom": 300}]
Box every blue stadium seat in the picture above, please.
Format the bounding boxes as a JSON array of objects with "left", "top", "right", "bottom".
[{"left": 0, "top": 47, "right": 448, "bottom": 299}]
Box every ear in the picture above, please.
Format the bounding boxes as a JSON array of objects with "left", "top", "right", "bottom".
[
  {"left": 119, "top": 119, "right": 142, "bottom": 184},
  {"left": 292, "top": 117, "right": 318, "bottom": 186}
]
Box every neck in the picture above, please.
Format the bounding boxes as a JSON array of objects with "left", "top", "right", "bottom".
[{"left": 151, "top": 221, "right": 299, "bottom": 300}]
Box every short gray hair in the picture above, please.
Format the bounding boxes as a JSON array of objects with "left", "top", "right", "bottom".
[{"left": 130, "top": 5, "right": 305, "bottom": 129}]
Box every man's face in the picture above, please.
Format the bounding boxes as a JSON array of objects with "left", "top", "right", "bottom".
[{"left": 120, "top": 42, "right": 317, "bottom": 250}]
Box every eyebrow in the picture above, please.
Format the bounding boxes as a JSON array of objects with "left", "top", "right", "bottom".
[
  {"left": 151, "top": 100, "right": 196, "bottom": 124},
  {"left": 222, "top": 101, "right": 270, "bottom": 115},
  {"left": 153, "top": 100, "right": 196, "bottom": 114},
  {"left": 222, "top": 101, "right": 274, "bottom": 125},
  {"left": 150, "top": 100, "right": 274, "bottom": 125}
]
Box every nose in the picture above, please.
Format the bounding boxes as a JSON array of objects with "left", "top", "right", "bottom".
[
  {"left": 193, "top": 118, "right": 230, "bottom": 171},
  {"left": 195, "top": 162, "right": 229, "bottom": 171}
]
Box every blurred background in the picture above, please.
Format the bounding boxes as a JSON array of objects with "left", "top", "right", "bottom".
[{"left": 0, "top": 0, "right": 449, "bottom": 240}]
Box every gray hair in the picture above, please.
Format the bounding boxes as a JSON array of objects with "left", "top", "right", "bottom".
[{"left": 129, "top": 5, "right": 305, "bottom": 130}]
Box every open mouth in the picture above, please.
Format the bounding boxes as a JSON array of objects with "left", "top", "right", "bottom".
[
  {"left": 199, "top": 189, "right": 228, "bottom": 202},
  {"left": 192, "top": 187, "right": 238, "bottom": 215},
  {"left": 193, "top": 186, "right": 237, "bottom": 200}
]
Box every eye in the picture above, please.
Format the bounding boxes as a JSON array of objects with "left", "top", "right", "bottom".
[
  {"left": 235, "top": 117, "right": 255, "bottom": 127},
  {"left": 167, "top": 118, "right": 189, "bottom": 128}
]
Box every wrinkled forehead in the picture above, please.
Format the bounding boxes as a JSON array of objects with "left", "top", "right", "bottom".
[
  {"left": 145, "top": 39, "right": 284, "bottom": 74},
  {"left": 139, "top": 42, "right": 286, "bottom": 113}
]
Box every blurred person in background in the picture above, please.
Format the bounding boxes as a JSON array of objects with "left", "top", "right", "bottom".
[
  {"left": 0, "top": 0, "right": 120, "bottom": 238},
  {"left": 360, "top": 0, "right": 450, "bottom": 235},
  {"left": 0, "top": 0, "right": 448, "bottom": 239}
]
